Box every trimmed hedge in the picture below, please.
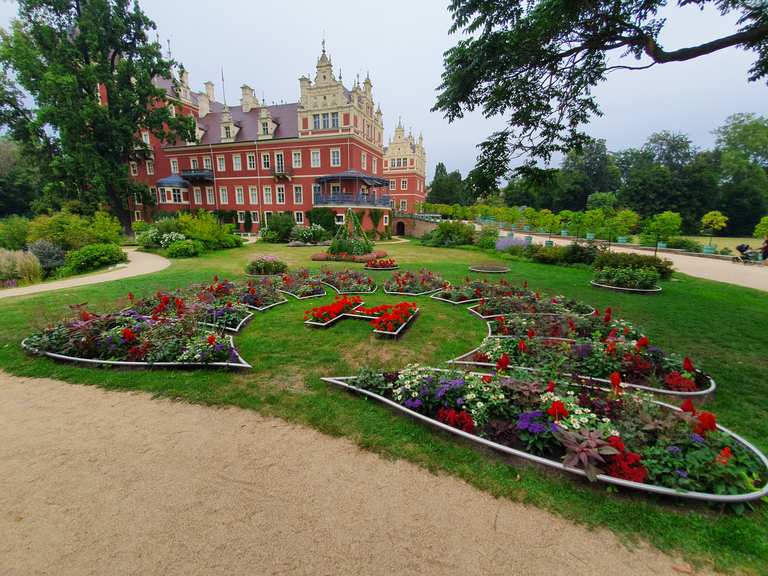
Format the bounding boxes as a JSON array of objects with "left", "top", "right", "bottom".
[
  {"left": 166, "top": 239, "right": 204, "bottom": 258},
  {"left": 593, "top": 251, "right": 674, "bottom": 280},
  {"left": 62, "top": 243, "right": 127, "bottom": 274},
  {"left": 593, "top": 266, "right": 661, "bottom": 289}
]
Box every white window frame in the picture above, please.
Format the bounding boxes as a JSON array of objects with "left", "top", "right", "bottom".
[
  {"left": 399, "top": 199, "right": 407, "bottom": 212},
  {"left": 150, "top": 187, "right": 158, "bottom": 203},
  {"left": 275, "top": 152, "right": 285, "bottom": 173},
  {"left": 292, "top": 150, "right": 302, "bottom": 168},
  {"left": 276, "top": 185, "right": 286, "bottom": 205},
  {"left": 264, "top": 211, "right": 273, "bottom": 225},
  {"left": 263, "top": 186, "right": 273, "bottom": 204},
  {"left": 203, "top": 156, "right": 212, "bottom": 170},
  {"left": 249, "top": 185, "right": 259, "bottom": 204},
  {"left": 206, "top": 186, "right": 215, "bottom": 205},
  {"left": 261, "top": 152, "right": 271, "bottom": 169},
  {"left": 310, "top": 149, "right": 321, "bottom": 168},
  {"left": 389, "top": 179, "right": 396, "bottom": 191},
  {"left": 141, "top": 131, "right": 150, "bottom": 145},
  {"left": 331, "top": 184, "right": 341, "bottom": 194},
  {"left": 334, "top": 212, "right": 345, "bottom": 225},
  {"left": 216, "top": 155, "right": 225, "bottom": 171},
  {"left": 247, "top": 153, "right": 256, "bottom": 170},
  {"left": 171, "top": 188, "right": 183, "bottom": 203},
  {"left": 233, "top": 154, "right": 242, "bottom": 171},
  {"left": 235, "top": 186, "right": 244, "bottom": 204},
  {"left": 331, "top": 112, "right": 339, "bottom": 128},
  {"left": 237, "top": 211, "right": 245, "bottom": 223},
  {"left": 129, "top": 161, "right": 138, "bottom": 176},
  {"left": 250, "top": 211, "right": 259, "bottom": 224},
  {"left": 219, "top": 186, "right": 228, "bottom": 204},
  {"left": 294, "top": 211, "right": 304, "bottom": 224},
  {"left": 193, "top": 187, "right": 202, "bottom": 204},
  {"left": 383, "top": 214, "right": 390, "bottom": 226},
  {"left": 293, "top": 185, "right": 303, "bottom": 204},
  {"left": 134, "top": 210, "right": 143, "bottom": 221},
  {"left": 170, "top": 159, "right": 179, "bottom": 174},
  {"left": 372, "top": 158, "right": 378, "bottom": 174},
  {"left": 361, "top": 152, "right": 367, "bottom": 171},
  {"left": 145, "top": 160, "right": 154, "bottom": 175},
  {"left": 401, "top": 179, "right": 408, "bottom": 190},
  {"left": 190, "top": 157, "right": 199, "bottom": 170},
  {"left": 312, "top": 114, "right": 320, "bottom": 130},
  {"left": 330, "top": 148, "right": 341, "bottom": 167}
]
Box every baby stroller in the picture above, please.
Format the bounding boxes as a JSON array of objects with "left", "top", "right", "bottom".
[{"left": 733, "top": 244, "right": 763, "bottom": 265}]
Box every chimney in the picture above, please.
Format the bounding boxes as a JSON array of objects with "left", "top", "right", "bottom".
[
  {"left": 204, "top": 81, "right": 214, "bottom": 101},
  {"left": 198, "top": 92, "right": 210, "bottom": 118},
  {"left": 241, "top": 84, "right": 257, "bottom": 113}
]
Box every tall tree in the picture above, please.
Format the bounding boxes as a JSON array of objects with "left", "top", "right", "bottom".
[
  {"left": 714, "top": 113, "right": 768, "bottom": 170},
  {"left": 642, "top": 131, "right": 696, "bottom": 172},
  {"left": 434, "top": 0, "right": 768, "bottom": 176},
  {"left": 559, "top": 138, "right": 620, "bottom": 209},
  {"left": 428, "top": 163, "right": 468, "bottom": 205},
  {"left": 0, "top": 0, "right": 195, "bottom": 228}
]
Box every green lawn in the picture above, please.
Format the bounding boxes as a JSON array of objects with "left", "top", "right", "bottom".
[{"left": 1, "top": 240, "right": 766, "bottom": 574}]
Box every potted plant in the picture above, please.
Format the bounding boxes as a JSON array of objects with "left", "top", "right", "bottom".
[{"left": 700, "top": 210, "right": 728, "bottom": 254}]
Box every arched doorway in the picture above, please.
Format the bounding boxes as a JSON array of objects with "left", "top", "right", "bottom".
[{"left": 395, "top": 221, "right": 406, "bottom": 236}]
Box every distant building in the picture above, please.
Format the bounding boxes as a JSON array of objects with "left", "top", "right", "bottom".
[{"left": 128, "top": 46, "right": 427, "bottom": 233}]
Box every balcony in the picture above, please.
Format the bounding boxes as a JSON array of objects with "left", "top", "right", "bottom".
[
  {"left": 313, "top": 192, "right": 392, "bottom": 208},
  {"left": 270, "top": 167, "right": 292, "bottom": 180},
  {"left": 181, "top": 169, "right": 214, "bottom": 182}
]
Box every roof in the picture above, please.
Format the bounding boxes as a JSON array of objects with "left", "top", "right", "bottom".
[
  {"left": 315, "top": 170, "right": 391, "bottom": 187},
  {"left": 155, "top": 174, "right": 190, "bottom": 187},
  {"left": 197, "top": 102, "right": 300, "bottom": 144}
]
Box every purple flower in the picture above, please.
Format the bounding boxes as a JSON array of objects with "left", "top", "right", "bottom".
[
  {"left": 404, "top": 398, "right": 422, "bottom": 410},
  {"left": 675, "top": 469, "right": 688, "bottom": 478},
  {"left": 690, "top": 433, "right": 705, "bottom": 444},
  {"left": 571, "top": 342, "right": 593, "bottom": 360},
  {"left": 667, "top": 445, "right": 682, "bottom": 455},
  {"left": 495, "top": 236, "right": 527, "bottom": 251},
  {"left": 455, "top": 397, "right": 464, "bottom": 406}
]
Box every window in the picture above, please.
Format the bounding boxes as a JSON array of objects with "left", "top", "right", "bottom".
[
  {"left": 235, "top": 186, "right": 244, "bottom": 204},
  {"left": 150, "top": 187, "right": 158, "bottom": 203},
  {"left": 250, "top": 211, "right": 259, "bottom": 224},
  {"left": 389, "top": 179, "right": 395, "bottom": 191},
  {"left": 216, "top": 156, "right": 225, "bottom": 171},
  {"left": 275, "top": 152, "right": 284, "bottom": 173},
  {"left": 133, "top": 192, "right": 142, "bottom": 205},
  {"left": 292, "top": 150, "right": 302, "bottom": 168},
  {"left": 264, "top": 211, "right": 272, "bottom": 225},
  {"left": 361, "top": 152, "right": 367, "bottom": 171},
  {"left": 203, "top": 156, "right": 212, "bottom": 170},
  {"left": 206, "top": 186, "right": 214, "bottom": 204},
  {"left": 335, "top": 212, "right": 345, "bottom": 225},
  {"left": 263, "top": 186, "right": 273, "bottom": 204},
  {"left": 321, "top": 113, "right": 329, "bottom": 129},
  {"left": 312, "top": 114, "right": 320, "bottom": 130},
  {"left": 247, "top": 153, "right": 256, "bottom": 170},
  {"left": 310, "top": 149, "right": 320, "bottom": 168},
  {"left": 261, "top": 153, "right": 270, "bottom": 169},
  {"left": 294, "top": 211, "right": 304, "bottom": 224},
  {"left": 330, "top": 148, "right": 341, "bottom": 167},
  {"left": 134, "top": 210, "right": 143, "bottom": 222},
  {"left": 172, "top": 188, "right": 182, "bottom": 203},
  {"left": 224, "top": 125, "right": 232, "bottom": 139},
  {"left": 372, "top": 158, "right": 378, "bottom": 174},
  {"left": 233, "top": 155, "right": 242, "bottom": 171},
  {"left": 383, "top": 214, "right": 390, "bottom": 226},
  {"left": 193, "top": 187, "right": 202, "bottom": 204},
  {"left": 129, "top": 161, "right": 138, "bottom": 176},
  {"left": 190, "top": 158, "right": 199, "bottom": 170},
  {"left": 399, "top": 199, "right": 407, "bottom": 212},
  {"left": 293, "top": 185, "right": 303, "bottom": 204},
  {"left": 330, "top": 184, "right": 341, "bottom": 194},
  {"left": 276, "top": 185, "right": 285, "bottom": 204},
  {"left": 237, "top": 211, "right": 245, "bottom": 223},
  {"left": 331, "top": 112, "right": 339, "bottom": 128},
  {"left": 145, "top": 160, "right": 154, "bottom": 175},
  {"left": 401, "top": 179, "right": 408, "bottom": 190},
  {"left": 219, "top": 186, "right": 228, "bottom": 204},
  {"left": 170, "top": 159, "right": 179, "bottom": 174},
  {"left": 402, "top": 157, "right": 407, "bottom": 166},
  {"left": 249, "top": 185, "right": 258, "bottom": 204},
  {"left": 261, "top": 121, "right": 269, "bottom": 135},
  {"left": 141, "top": 131, "right": 150, "bottom": 145},
  {"left": 168, "top": 104, "right": 176, "bottom": 117}
]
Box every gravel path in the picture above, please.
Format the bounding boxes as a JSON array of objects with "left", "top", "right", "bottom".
[
  {"left": 0, "top": 248, "right": 170, "bottom": 300},
  {"left": 0, "top": 372, "right": 704, "bottom": 576}
]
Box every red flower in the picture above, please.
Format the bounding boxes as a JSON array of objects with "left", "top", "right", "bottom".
[
  {"left": 495, "top": 353, "right": 510, "bottom": 372},
  {"left": 593, "top": 308, "right": 600, "bottom": 317},
  {"left": 482, "top": 375, "right": 493, "bottom": 384},
  {"left": 680, "top": 399, "right": 696, "bottom": 415},
  {"left": 609, "top": 371, "right": 622, "bottom": 395},
  {"left": 665, "top": 371, "right": 697, "bottom": 392},
  {"left": 603, "top": 307, "right": 612, "bottom": 324},
  {"left": 546, "top": 380, "right": 555, "bottom": 393},
  {"left": 527, "top": 328, "right": 536, "bottom": 340},
  {"left": 121, "top": 327, "right": 136, "bottom": 342},
  {"left": 635, "top": 336, "right": 649, "bottom": 351},
  {"left": 607, "top": 435, "right": 625, "bottom": 453},
  {"left": 547, "top": 400, "right": 569, "bottom": 421},
  {"left": 213, "top": 275, "right": 219, "bottom": 282},
  {"left": 694, "top": 411, "right": 717, "bottom": 436},
  {"left": 715, "top": 446, "right": 733, "bottom": 465},
  {"left": 517, "top": 339, "right": 528, "bottom": 353},
  {"left": 606, "top": 328, "right": 618, "bottom": 340},
  {"left": 128, "top": 292, "right": 134, "bottom": 301},
  {"left": 207, "top": 334, "right": 216, "bottom": 345},
  {"left": 606, "top": 341, "right": 616, "bottom": 355},
  {"left": 683, "top": 357, "right": 695, "bottom": 373},
  {"left": 437, "top": 408, "right": 475, "bottom": 433}
]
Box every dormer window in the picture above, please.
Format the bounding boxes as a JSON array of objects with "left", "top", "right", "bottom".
[
  {"left": 224, "top": 125, "right": 232, "bottom": 139},
  {"left": 262, "top": 121, "right": 269, "bottom": 135}
]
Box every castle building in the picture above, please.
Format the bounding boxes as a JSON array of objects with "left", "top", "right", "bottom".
[{"left": 128, "top": 46, "right": 427, "bottom": 233}]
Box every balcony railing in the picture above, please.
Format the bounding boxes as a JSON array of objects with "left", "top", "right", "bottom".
[
  {"left": 181, "top": 169, "right": 214, "bottom": 182},
  {"left": 313, "top": 192, "right": 392, "bottom": 208}
]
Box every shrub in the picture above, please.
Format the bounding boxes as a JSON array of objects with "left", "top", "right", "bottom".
[
  {"left": 421, "top": 221, "right": 475, "bottom": 247},
  {"left": 593, "top": 251, "right": 674, "bottom": 280},
  {"left": 166, "top": 239, "right": 203, "bottom": 258},
  {"left": 263, "top": 213, "right": 295, "bottom": 243},
  {"left": 61, "top": 243, "right": 127, "bottom": 275},
  {"left": 290, "top": 223, "right": 327, "bottom": 244},
  {"left": 131, "top": 220, "right": 151, "bottom": 235},
  {"left": 27, "top": 212, "right": 94, "bottom": 250},
  {"left": 261, "top": 230, "right": 280, "bottom": 243},
  {"left": 89, "top": 211, "right": 123, "bottom": 244},
  {"left": 666, "top": 238, "right": 703, "bottom": 253},
  {"left": 561, "top": 242, "right": 601, "bottom": 264},
  {"left": 327, "top": 210, "right": 373, "bottom": 255},
  {"left": 0, "top": 248, "right": 42, "bottom": 284},
  {"left": 177, "top": 211, "right": 242, "bottom": 250},
  {"left": 530, "top": 246, "right": 567, "bottom": 264},
  {"left": 153, "top": 217, "right": 182, "bottom": 235},
  {"left": 476, "top": 225, "right": 499, "bottom": 249},
  {"left": 246, "top": 255, "right": 288, "bottom": 275},
  {"left": 593, "top": 267, "right": 661, "bottom": 289},
  {"left": 28, "top": 239, "right": 65, "bottom": 277},
  {"left": 495, "top": 236, "right": 527, "bottom": 252},
  {"left": 136, "top": 227, "right": 161, "bottom": 248},
  {"left": 306, "top": 207, "right": 338, "bottom": 233},
  {"left": 0, "top": 215, "right": 29, "bottom": 250},
  {"left": 159, "top": 232, "right": 186, "bottom": 248}
]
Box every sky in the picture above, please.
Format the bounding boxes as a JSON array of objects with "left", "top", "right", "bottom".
[{"left": 0, "top": 0, "right": 765, "bottom": 179}]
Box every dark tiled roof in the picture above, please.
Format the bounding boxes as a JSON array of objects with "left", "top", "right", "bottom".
[
  {"left": 153, "top": 77, "right": 199, "bottom": 107},
  {"left": 197, "top": 102, "right": 299, "bottom": 144}
]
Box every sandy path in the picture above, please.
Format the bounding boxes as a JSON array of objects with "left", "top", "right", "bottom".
[
  {"left": 0, "top": 248, "right": 170, "bottom": 300},
  {"left": 0, "top": 373, "right": 702, "bottom": 576},
  {"left": 502, "top": 231, "right": 768, "bottom": 292}
]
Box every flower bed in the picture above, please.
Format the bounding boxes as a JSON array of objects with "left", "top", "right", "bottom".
[
  {"left": 364, "top": 257, "right": 399, "bottom": 270},
  {"left": 469, "top": 294, "right": 595, "bottom": 319},
  {"left": 245, "top": 255, "right": 288, "bottom": 276},
  {"left": 383, "top": 269, "right": 447, "bottom": 295},
  {"left": 304, "top": 295, "right": 363, "bottom": 326},
  {"left": 592, "top": 267, "right": 662, "bottom": 293},
  {"left": 324, "top": 366, "right": 766, "bottom": 503},
  {"left": 451, "top": 335, "right": 715, "bottom": 397},
  {"left": 321, "top": 268, "right": 377, "bottom": 294},
  {"left": 356, "top": 302, "right": 419, "bottom": 337},
  {"left": 22, "top": 310, "right": 250, "bottom": 369},
  {"left": 487, "top": 308, "right": 644, "bottom": 341},
  {"left": 591, "top": 280, "right": 662, "bottom": 294},
  {"left": 278, "top": 269, "right": 326, "bottom": 299},
  {"left": 238, "top": 277, "right": 287, "bottom": 311},
  {"left": 311, "top": 250, "right": 388, "bottom": 263},
  {"left": 430, "top": 278, "right": 519, "bottom": 304},
  {"left": 469, "top": 264, "right": 510, "bottom": 273}
]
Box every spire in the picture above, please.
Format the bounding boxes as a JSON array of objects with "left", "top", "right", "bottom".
[{"left": 220, "top": 66, "right": 227, "bottom": 107}]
